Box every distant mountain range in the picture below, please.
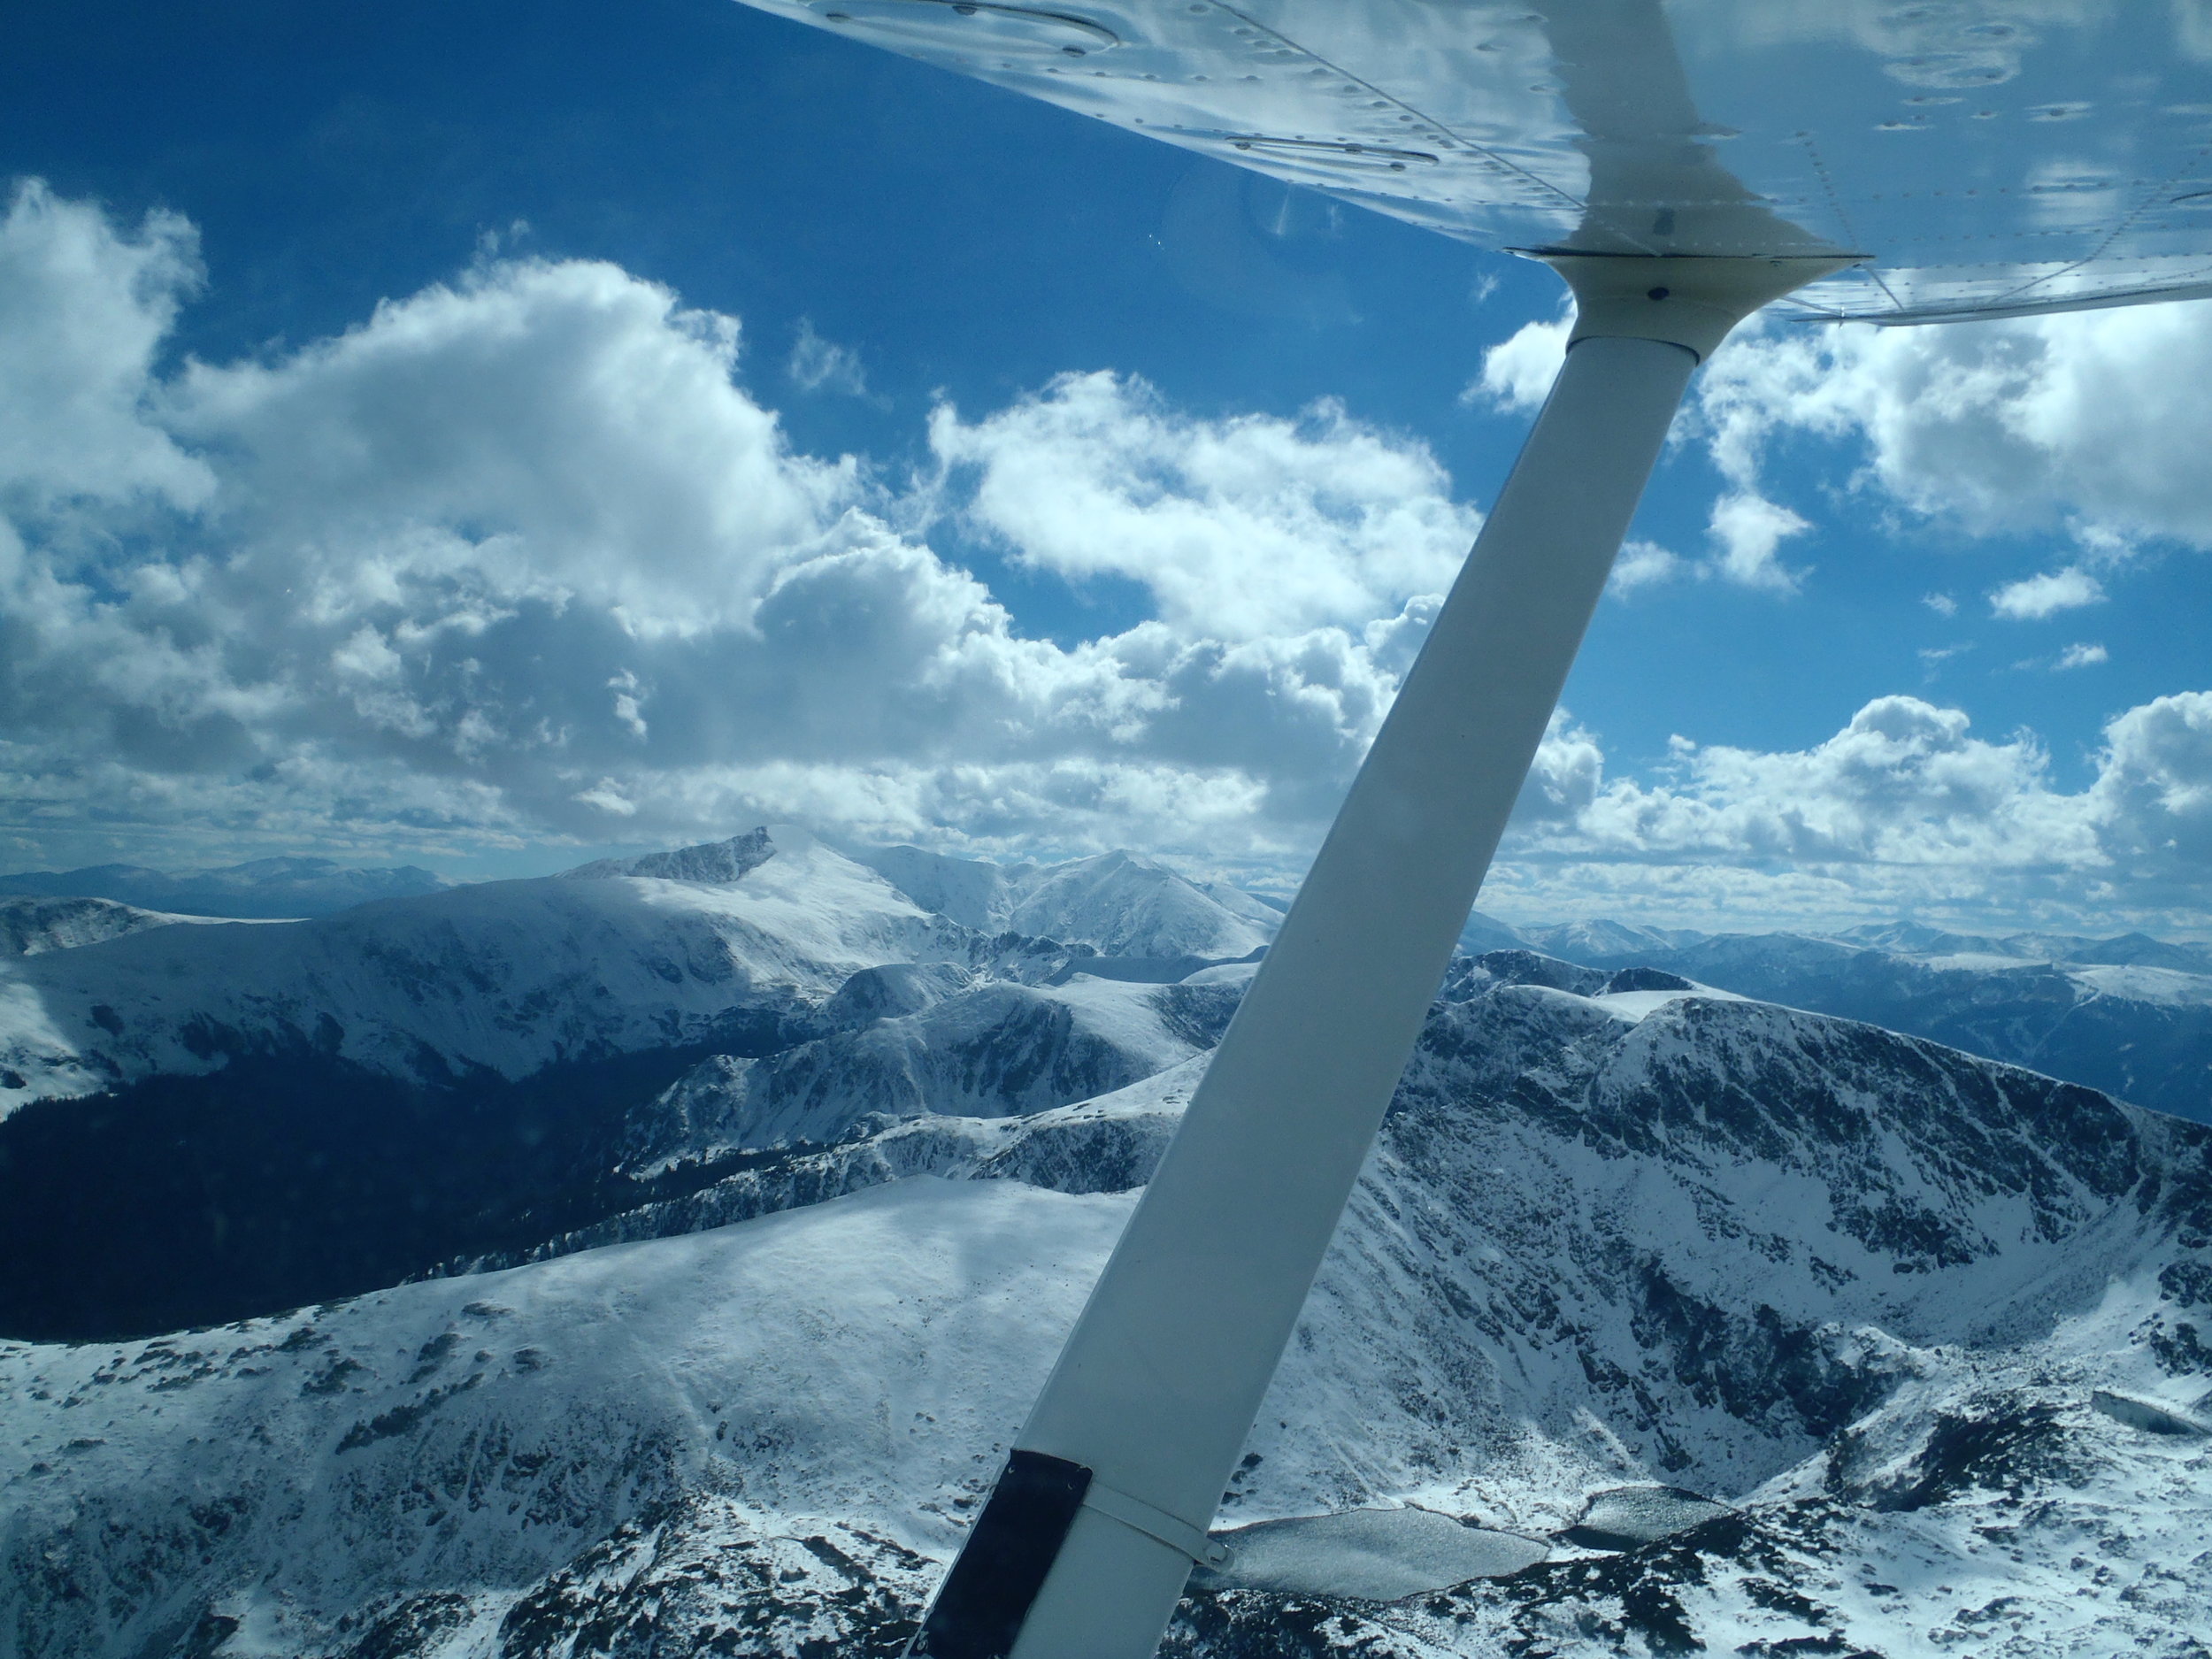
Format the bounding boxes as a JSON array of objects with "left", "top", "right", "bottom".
[
  {"left": 0, "top": 856, "right": 452, "bottom": 918},
  {"left": 12, "top": 840, "right": 2199, "bottom": 1122},
  {"left": 853, "top": 842, "right": 1279, "bottom": 962},
  {"left": 1507, "top": 918, "right": 2212, "bottom": 1124},
  {"left": 0, "top": 830, "right": 1275, "bottom": 1339},
  {"left": 0, "top": 828, "right": 1263, "bottom": 1118}
]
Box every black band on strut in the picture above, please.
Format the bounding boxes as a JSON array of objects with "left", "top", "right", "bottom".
[{"left": 908, "top": 1449, "right": 1093, "bottom": 1658}]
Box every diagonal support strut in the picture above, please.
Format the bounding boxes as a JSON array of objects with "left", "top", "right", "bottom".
[{"left": 909, "top": 251, "right": 1852, "bottom": 1659}]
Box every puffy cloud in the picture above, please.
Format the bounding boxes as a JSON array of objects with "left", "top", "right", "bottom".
[
  {"left": 1694, "top": 300, "right": 2212, "bottom": 552},
  {"left": 2055, "top": 642, "right": 2108, "bottom": 670},
  {"left": 929, "top": 371, "right": 1479, "bottom": 640},
  {"left": 1608, "top": 539, "right": 1686, "bottom": 595},
  {"left": 1484, "top": 689, "right": 2212, "bottom": 933},
  {"left": 1464, "top": 309, "right": 1569, "bottom": 413},
  {"left": 2093, "top": 690, "right": 2212, "bottom": 870},
  {"left": 0, "top": 180, "right": 211, "bottom": 512},
  {"left": 1554, "top": 695, "right": 2097, "bottom": 871},
  {"left": 1989, "top": 565, "right": 2105, "bottom": 620},
  {"left": 0, "top": 185, "right": 1471, "bottom": 872},
  {"left": 1706, "top": 492, "right": 1810, "bottom": 592},
  {"left": 164, "top": 255, "right": 852, "bottom": 634},
  {"left": 5, "top": 182, "right": 2208, "bottom": 937}
]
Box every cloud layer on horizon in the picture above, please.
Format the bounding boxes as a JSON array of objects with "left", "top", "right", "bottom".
[{"left": 2, "top": 180, "right": 2209, "bottom": 935}]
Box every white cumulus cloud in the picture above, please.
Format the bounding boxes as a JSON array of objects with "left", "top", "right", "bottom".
[
  {"left": 5, "top": 181, "right": 2210, "bottom": 937},
  {"left": 0, "top": 180, "right": 212, "bottom": 511},
  {"left": 1608, "top": 539, "right": 1686, "bottom": 595},
  {"left": 1463, "top": 308, "right": 1570, "bottom": 413},
  {"left": 930, "top": 370, "right": 1479, "bottom": 640},
  {"left": 1486, "top": 689, "right": 2212, "bottom": 933},
  {"left": 1707, "top": 492, "right": 1811, "bottom": 592},
  {"left": 1989, "top": 565, "right": 2106, "bottom": 620},
  {"left": 1696, "top": 301, "right": 2212, "bottom": 554},
  {"left": 0, "top": 184, "right": 1481, "bottom": 876}
]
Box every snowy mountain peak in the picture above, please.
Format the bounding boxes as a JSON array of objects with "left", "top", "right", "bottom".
[
  {"left": 853, "top": 842, "right": 1275, "bottom": 963},
  {"left": 0, "top": 827, "right": 996, "bottom": 1116},
  {"left": 560, "top": 826, "right": 779, "bottom": 885},
  {"left": 1521, "top": 917, "right": 1709, "bottom": 960},
  {"left": 843, "top": 844, "right": 1025, "bottom": 933}
]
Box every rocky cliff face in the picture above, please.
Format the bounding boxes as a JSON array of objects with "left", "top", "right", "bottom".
[{"left": 7, "top": 951, "right": 2206, "bottom": 1659}]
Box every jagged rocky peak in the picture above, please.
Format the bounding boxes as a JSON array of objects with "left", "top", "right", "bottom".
[{"left": 559, "top": 825, "right": 780, "bottom": 884}]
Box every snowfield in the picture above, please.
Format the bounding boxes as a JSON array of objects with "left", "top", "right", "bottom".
[
  {"left": 1546, "top": 926, "right": 2212, "bottom": 1124},
  {"left": 5, "top": 934, "right": 2209, "bottom": 1658},
  {"left": 0, "top": 831, "right": 1254, "bottom": 1118}
]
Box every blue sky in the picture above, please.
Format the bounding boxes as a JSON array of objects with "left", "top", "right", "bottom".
[{"left": 3, "top": 0, "right": 2208, "bottom": 937}]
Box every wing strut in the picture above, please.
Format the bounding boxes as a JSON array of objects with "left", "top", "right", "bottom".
[{"left": 909, "top": 252, "right": 1850, "bottom": 1659}]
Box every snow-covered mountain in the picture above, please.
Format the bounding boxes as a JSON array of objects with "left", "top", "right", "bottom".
[
  {"left": 0, "top": 856, "right": 452, "bottom": 918},
  {"left": 853, "top": 844, "right": 1277, "bottom": 964},
  {"left": 0, "top": 829, "right": 1094, "bottom": 1340},
  {"left": 0, "top": 828, "right": 1054, "bottom": 1111},
  {"left": 1517, "top": 917, "right": 1709, "bottom": 961},
  {"left": 1549, "top": 928, "right": 2212, "bottom": 1124},
  {"left": 617, "top": 969, "right": 1247, "bottom": 1173},
  {"left": 9, "top": 951, "right": 2206, "bottom": 1659},
  {"left": 1831, "top": 919, "right": 2212, "bottom": 975},
  {"left": 0, "top": 830, "right": 1279, "bottom": 1118},
  {"left": 0, "top": 829, "right": 1271, "bottom": 1340},
  {"left": 0, "top": 895, "right": 201, "bottom": 957},
  {"left": 6, "top": 830, "right": 2211, "bottom": 1656}
]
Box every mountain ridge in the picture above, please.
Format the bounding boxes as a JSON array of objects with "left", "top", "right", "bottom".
[
  {"left": 0, "top": 856, "right": 453, "bottom": 919},
  {"left": 5, "top": 949, "right": 2207, "bottom": 1657}
]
